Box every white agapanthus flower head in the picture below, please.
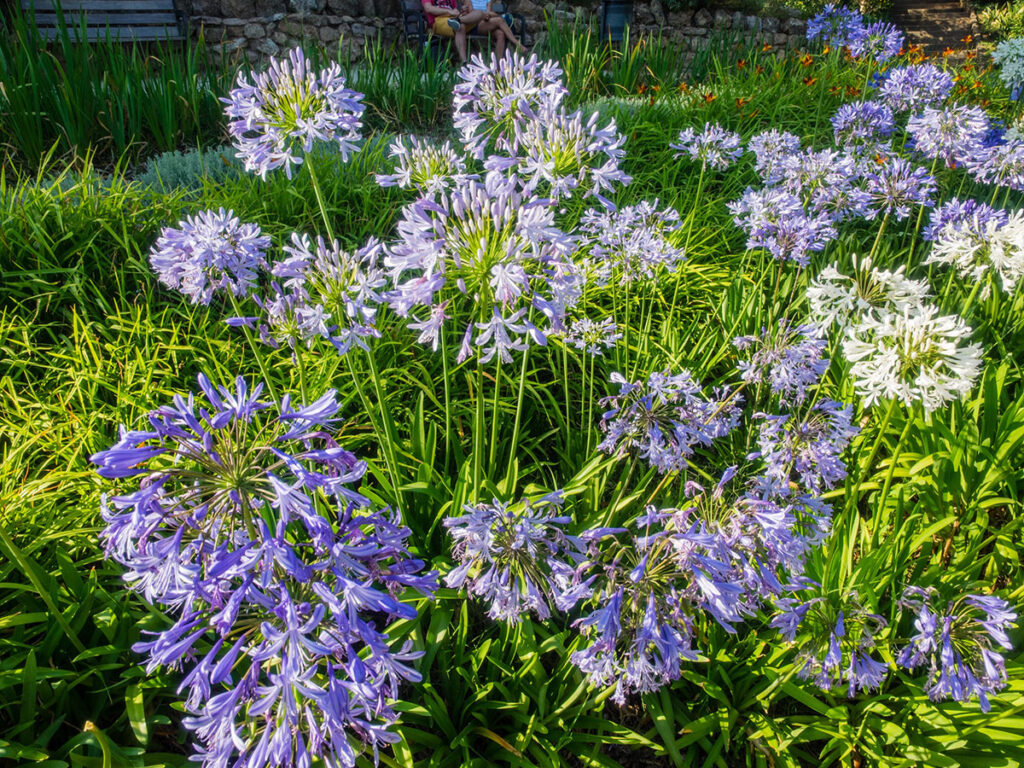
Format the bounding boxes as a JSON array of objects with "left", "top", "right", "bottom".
[
  {"left": 842, "top": 305, "right": 982, "bottom": 413},
  {"left": 806, "top": 254, "right": 931, "bottom": 332},
  {"left": 927, "top": 210, "right": 1024, "bottom": 296}
]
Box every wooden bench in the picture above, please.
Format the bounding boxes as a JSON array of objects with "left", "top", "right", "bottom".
[
  {"left": 400, "top": 0, "right": 529, "bottom": 55},
  {"left": 21, "top": 0, "right": 188, "bottom": 42}
]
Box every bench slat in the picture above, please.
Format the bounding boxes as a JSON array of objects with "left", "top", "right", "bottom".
[
  {"left": 36, "top": 25, "right": 184, "bottom": 40},
  {"left": 34, "top": 12, "right": 181, "bottom": 25},
  {"left": 23, "top": 1, "right": 178, "bottom": 10}
]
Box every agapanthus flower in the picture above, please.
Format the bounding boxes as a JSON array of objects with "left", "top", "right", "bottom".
[
  {"left": 735, "top": 322, "right": 829, "bottom": 404},
  {"left": 843, "top": 305, "right": 983, "bottom": 412},
  {"left": 806, "top": 255, "right": 931, "bottom": 332},
  {"left": 375, "top": 135, "right": 475, "bottom": 195},
  {"left": 444, "top": 492, "right": 590, "bottom": 622},
  {"left": 598, "top": 369, "right": 741, "bottom": 473},
  {"left": 864, "top": 157, "right": 936, "bottom": 220},
  {"left": 897, "top": 586, "right": 1016, "bottom": 712},
  {"left": 779, "top": 149, "right": 868, "bottom": 221},
  {"left": 878, "top": 64, "right": 954, "bottom": 113},
  {"left": 926, "top": 207, "right": 1024, "bottom": 294},
  {"left": 730, "top": 187, "right": 837, "bottom": 265},
  {"left": 496, "top": 103, "right": 631, "bottom": 203},
  {"left": 772, "top": 589, "right": 888, "bottom": 696},
  {"left": 452, "top": 51, "right": 568, "bottom": 160},
  {"left": 671, "top": 123, "right": 744, "bottom": 171},
  {"left": 236, "top": 233, "right": 386, "bottom": 354},
  {"left": 806, "top": 3, "right": 864, "bottom": 47},
  {"left": 907, "top": 105, "right": 990, "bottom": 168},
  {"left": 748, "top": 128, "right": 802, "bottom": 185},
  {"left": 848, "top": 21, "right": 905, "bottom": 63},
  {"left": 967, "top": 139, "right": 1024, "bottom": 191},
  {"left": 831, "top": 101, "right": 894, "bottom": 151},
  {"left": 223, "top": 48, "right": 364, "bottom": 179},
  {"left": 923, "top": 198, "right": 1008, "bottom": 242},
  {"left": 92, "top": 375, "right": 438, "bottom": 768},
  {"left": 149, "top": 208, "right": 270, "bottom": 305},
  {"left": 561, "top": 316, "right": 622, "bottom": 355},
  {"left": 754, "top": 399, "right": 858, "bottom": 494},
  {"left": 579, "top": 201, "right": 686, "bottom": 284},
  {"left": 385, "top": 171, "right": 577, "bottom": 361}
]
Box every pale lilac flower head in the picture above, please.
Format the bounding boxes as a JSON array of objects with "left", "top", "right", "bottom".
[
  {"left": 561, "top": 316, "right": 622, "bottom": 355},
  {"left": 598, "top": 369, "right": 741, "bottom": 473},
  {"left": 375, "top": 135, "right": 475, "bottom": 196},
  {"left": 735, "top": 322, "right": 829, "bottom": 405},
  {"left": 385, "top": 171, "right": 577, "bottom": 361},
  {"left": 897, "top": 586, "right": 1016, "bottom": 712},
  {"left": 907, "top": 105, "right": 991, "bottom": 168},
  {"left": 452, "top": 51, "right": 568, "bottom": 160},
  {"left": 495, "top": 104, "right": 631, "bottom": 203},
  {"left": 580, "top": 201, "right": 685, "bottom": 284},
  {"left": 926, "top": 207, "right": 1024, "bottom": 294},
  {"left": 773, "top": 589, "right": 888, "bottom": 696},
  {"left": 832, "top": 101, "right": 894, "bottom": 150},
  {"left": 924, "top": 198, "right": 1008, "bottom": 242},
  {"left": 730, "top": 187, "right": 837, "bottom": 265},
  {"left": 848, "top": 21, "right": 905, "bottom": 62},
  {"left": 444, "top": 491, "right": 590, "bottom": 622},
  {"left": 671, "top": 123, "right": 744, "bottom": 171},
  {"left": 92, "top": 374, "right": 437, "bottom": 768},
  {"left": 748, "top": 129, "right": 802, "bottom": 185},
  {"left": 967, "top": 139, "right": 1024, "bottom": 191},
  {"left": 878, "top": 64, "right": 954, "bottom": 113},
  {"left": 864, "top": 157, "right": 937, "bottom": 221},
  {"left": 241, "top": 233, "right": 386, "bottom": 355},
  {"left": 149, "top": 208, "right": 270, "bottom": 305},
  {"left": 806, "top": 4, "right": 864, "bottom": 47},
  {"left": 223, "top": 48, "right": 364, "bottom": 179}
]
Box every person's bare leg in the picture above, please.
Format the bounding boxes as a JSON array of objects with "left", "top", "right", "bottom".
[
  {"left": 493, "top": 16, "right": 524, "bottom": 50},
  {"left": 477, "top": 19, "right": 508, "bottom": 57},
  {"left": 459, "top": 10, "right": 485, "bottom": 24},
  {"left": 454, "top": 25, "right": 468, "bottom": 62}
]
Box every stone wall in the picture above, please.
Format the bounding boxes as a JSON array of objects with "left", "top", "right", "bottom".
[{"left": 181, "top": 0, "right": 806, "bottom": 62}]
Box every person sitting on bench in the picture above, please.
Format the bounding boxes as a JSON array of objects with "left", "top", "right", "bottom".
[
  {"left": 421, "top": 0, "right": 514, "bottom": 62},
  {"left": 458, "top": 0, "right": 525, "bottom": 52}
]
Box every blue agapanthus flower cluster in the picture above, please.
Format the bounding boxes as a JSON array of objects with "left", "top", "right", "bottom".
[
  {"left": 772, "top": 590, "right": 889, "bottom": 696},
  {"left": 149, "top": 208, "right": 271, "bottom": 305},
  {"left": 968, "top": 138, "right": 1024, "bottom": 191},
  {"left": 223, "top": 48, "right": 364, "bottom": 179},
  {"left": 877, "top": 63, "right": 954, "bottom": 113},
  {"left": 748, "top": 128, "right": 803, "bottom": 185},
  {"left": 729, "top": 187, "right": 838, "bottom": 266},
  {"left": 848, "top": 21, "right": 905, "bottom": 63},
  {"left": 671, "top": 122, "right": 744, "bottom": 171},
  {"left": 923, "top": 197, "right": 1009, "bottom": 242},
  {"left": 864, "top": 156, "right": 937, "bottom": 220},
  {"left": 443, "top": 491, "right": 592, "bottom": 622},
  {"left": 898, "top": 587, "right": 1017, "bottom": 711},
  {"left": 241, "top": 233, "right": 387, "bottom": 355},
  {"left": 561, "top": 316, "right": 622, "bottom": 355},
  {"left": 579, "top": 201, "right": 686, "bottom": 284},
  {"left": 735, "top": 322, "right": 829, "bottom": 404},
  {"left": 92, "top": 375, "right": 438, "bottom": 768},
  {"left": 385, "top": 170, "right": 579, "bottom": 362},
  {"left": 598, "top": 370, "right": 742, "bottom": 473},
  {"left": 831, "top": 101, "right": 895, "bottom": 152},
  {"left": 805, "top": 3, "right": 864, "bottom": 47},
  {"left": 907, "top": 105, "right": 991, "bottom": 168}
]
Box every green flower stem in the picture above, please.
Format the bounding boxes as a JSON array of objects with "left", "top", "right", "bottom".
[
  {"left": 489, "top": 357, "right": 502, "bottom": 467},
  {"left": 306, "top": 159, "right": 335, "bottom": 243},
  {"left": 667, "top": 161, "right": 706, "bottom": 325},
  {"left": 228, "top": 293, "right": 279, "bottom": 403},
  {"left": 363, "top": 347, "right": 403, "bottom": 508},
  {"left": 906, "top": 157, "right": 939, "bottom": 267},
  {"left": 507, "top": 344, "right": 530, "bottom": 484}
]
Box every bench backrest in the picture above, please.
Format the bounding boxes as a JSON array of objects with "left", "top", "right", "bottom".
[{"left": 21, "top": 0, "right": 188, "bottom": 42}]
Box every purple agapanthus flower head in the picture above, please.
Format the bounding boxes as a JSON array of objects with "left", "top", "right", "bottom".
[
  {"left": 560, "top": 316, "right": 622, "bottom": 355},
  {"left": 375, "top": 135, "right": 475, "bottom": 196},
  {"left": 384, "top": 170, "right": 578, "bottom": 361},
  {"left": 452, "top": 51, "right": 568, "bottom": 160},
  {"left": 598, "top": 369, "right": 742, "bottom": 473},
  {"left": 897, "top": 586, "right": 1017, "bottom": 712},
  {"left": 734, "top": 321, "right": 829, "bottom": 405},
  {"left": 907, "top": 105, "right": 991, "bottom": 168},
  {"left": 223, "top": 48, "right": 364, "bottom": 179},
  {"left": 773, "top": 587, "right": 889, "bottom": 696},
  {"left": 747, "top": 129, "right": 802, "bottom": 185},
  {"left": 492, "top": 103, "right": 631, "bottom": 203},
  {"left": 848, "top": 21, "right": 905, "bottom": 62},
  {"left": 149, "top": 208, "right": 270, "bottom": 305},
  {"left": 864, "top": 156, "right": 937, "bottom": 221},
  {"left": 967, "top": 139, "right": 1024, "bottom": 191},
  {"left": 753, "top": 399, "right": 858, "bottom": 494},
  {"left": 831, "top": 101, "right": 895, "bottom": 150},
  {"left": 238, "top": 233, "right": 387, "bottom": 355},
  {"left": 580, "top": 200, "right": 686, "bottom": 284},
  {"left": 671, "top": 122, "right": 744, "bottom": 171},
  {"left": 444, "top": 491, "right": 592, "bottom": 622},
  {"left": 92, "top": 374, "right": 438, "bottom": 768},
  {"left": 730, "top": 187, "right": 837, "bottom": 265},
  {"left": 806, "top": 3, "right": 864, "bottom": 47},
  {"left": 923, "top": 197, "right": 1008, "bottom": 242},
  {"left": 878, "top": 64, "right": 954, "bottom": 113}
]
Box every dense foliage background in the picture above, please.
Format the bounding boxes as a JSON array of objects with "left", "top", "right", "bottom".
[{"left": 1, "top": 9, "right": 1024, "bottom": 768}]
